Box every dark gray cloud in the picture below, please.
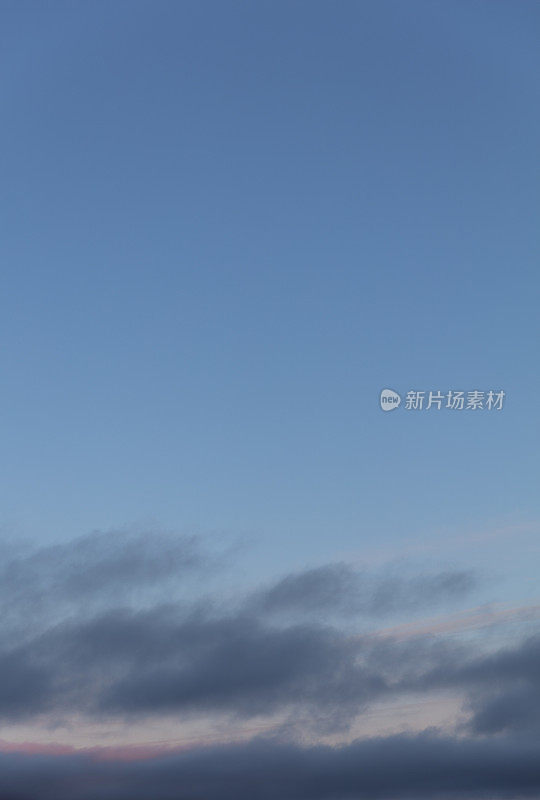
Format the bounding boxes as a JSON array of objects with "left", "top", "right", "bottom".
[
  {"left": 98, "top": 615, "right": 385, "bottom": 720},
  {"left": 0, "top": 530, "right": 536, "bottom": 742},
  {"left": 250, "top": 562, "right": 476, "bottom": 618},
  {"left": 1, "top": 732, "right": 540, "bottom": 800},
  {"left": 0, "top": 532, "right": 537, "bottom": 800},
  {"left": 0, "top": 607, "right": 390, "bottom": 723},
  {"left": 1, "top": 596, "right": 538, "bottom": 738},
  {"left": 453, "top": 635, "right": 540, "bottom": 735},
  {"left": 378, "top": 632, "right": 540, "bottom": 737},
  {"left": 0, "top": 650, "right": 53, "bottom": 717},
  {"left": 469, "top": 685, "right": 540, "bottom": 735}
]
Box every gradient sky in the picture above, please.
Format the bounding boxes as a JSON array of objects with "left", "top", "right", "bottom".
[{"left": 1, "top": 2, "right": 540, "bottom": 798}]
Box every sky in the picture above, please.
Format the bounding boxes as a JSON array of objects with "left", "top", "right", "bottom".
[{"left": 0, "top": 1, "right": 539, "bottom": 798}]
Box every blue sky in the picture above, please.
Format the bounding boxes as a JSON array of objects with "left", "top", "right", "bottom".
[
  {"left": 0, "top": 3, "right": 540, "bottom": 795},
  {"left": 2, "top": 1, "right": 538, "bottom": 562}
]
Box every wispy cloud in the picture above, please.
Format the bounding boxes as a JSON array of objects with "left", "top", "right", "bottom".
[
  {"left": 371, "top": 601, "right": 540, "bottom": 641},
  {"left": 249, "top": 562, "right": 476, "bottom": 618}
]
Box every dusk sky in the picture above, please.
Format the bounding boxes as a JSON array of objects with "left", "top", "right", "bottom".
[{"left": 1, "top": 1, "right": 540, "bottom": 798}]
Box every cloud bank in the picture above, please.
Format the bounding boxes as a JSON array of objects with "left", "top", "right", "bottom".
[
  {"left": 1, "top": 733, "right": 540, "bottom": 800},
  {"left": 0, "top": 529, "right": 537, "bottom": 799}
]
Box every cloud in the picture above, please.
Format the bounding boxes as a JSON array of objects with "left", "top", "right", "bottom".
[
  {"left": 0, "top": 530, "right": 538, "bottom": 745},
  {"left": 0, "top": 732, "right": 540, "bottom": 800},
  {"left": 98, "top": 615, "right": 386, "bottom": 721},
  {"left": 458, "top": 635, "right": 540, "bottom": 735},
  {"left": 469, "top": 686, "right": 540, "bottom": 735},
  {"left": 0, "top": 596, "right": 535, "bottom": 736},
  {"left": 0, "top": 529, "right": 217, "bottom": 638},
  {"left": 378, "top": 631, "right": 540, "bottom": 736},
  {"left": 371, "top": 601, "right": 540, "bottom": 641},
  {"left": 0, "top": 532, "right": 476, "bottom": 634},
  {"left": 0, "top": 607, "right": 390, "bottom": 724},
  {"left": 250, "top": 563, "right": 476, "bottom": 618}
]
